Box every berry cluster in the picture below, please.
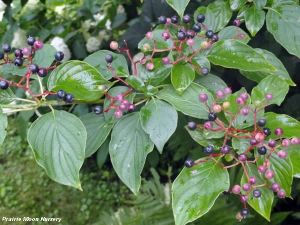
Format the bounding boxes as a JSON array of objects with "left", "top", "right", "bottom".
[
  {"left": 185, "top": 88, "right": 300, "bottom": 219},
  {"left": 0, "top": 36, "right": 65, "bottom": 99},
  {"left": 105, "top": 92, "right": 135, "bottom": 118}
]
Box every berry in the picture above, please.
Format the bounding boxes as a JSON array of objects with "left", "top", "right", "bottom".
[
  {"left": 263, "top": 128, "right": 271, "bottom": 136},
  {"left": 206, "top": 30, "right": 214, "bottom": 38},
  {"left": 186, "top": 30, "right": 195, "bottom": 38},
  {"left": 232, "top": 185, "right": 241, "bottom": 194},
  {"left": 22, "top": 47, "right": 31, "bottom": 57},
  {"left": 199, "top": 93, "right": 208, "bottom": 102},
  {"left": 258, "top": 118, "right": 266, "bottom": 127},
  {"left": 201, "top": 67, "right": 209, "bottom": 75},
  {"left": 187, "top": 121, "right": 197, "bottom": 130},
  {"left": 208, "top": 112, "right": 217, "bottom": 121},
  {"left": 213, "top": 104, "right": 222, "bottom": 113},
  {"left": 274, "top": 128, "right": 283, "bottom": 136},
  {"left": 177, "top": 31, "right": 186, "bottom": 41},
  {"left": 277, "top": 189, "right": 286, "bottom": 199},
  {"left": 258, "top": 165, "right": 266, "bottom": 173},
  {"left": 0, "top": 80, "right": 9, "bottom": 90},
  {"left": 224, "top": 87, "right": 232, "bottom": 95},
  {"left": 192, "top": 24, "right": 201, "bottom": 33},
  {"left": 216, "top": 90, "right": 224, "bottom": 99},
  {"left": 171, "top": 15, "right": 178, "bottom": 24},
  {"left": 272, "top": 183, "right": 280, "bottom": 192},
  {"left": 250, "top": 138, "right": 258, "bottom": 146},
  {"left": 236, "top": 97, "right": 245, "bottom": 105},
  {"left": 277, "top": 150, "right": 288, "bottom": 159},
  {"left": 258, "top": 146, "right": 267, "bottom": 155},
  {"left": 240, "top": 195, "right": 248, "bottom": 203},
  {"left": 64, "top": 93, "right": 74, "bottom": 103},
  {"left": 37, "top": 68, "right": 48, "bottom": 77},
  {"left": 240, "top": 208, "right": 249, "bottom": 218},
  {"left": 253, "top": 189, "right": 262, "bottom": 198},
  {"left": 291, "top": 137, "right": 300, "bottom": 145},
  {"left": 238, "top": 154, "right": 247, "bottom": 162},
  {"left": 114, "top": 109, "right": 123, "bottom": 118},
  {"left": 221, "top": 145, "right": 231, "bottom": 154},
  {"left": 14, "top": 58, "right": 23, "bottom": 67},
  {"left": 242, "top": 183, "right": 251, "bottom": 191},
  {"left": 187, "top": 38, "right": 195, "bottom": 46},
  {"left": 162, "top": 31, "right": 170, "bottom": 40},
  {"left": 197, "top": 14, "right": 205, "bottom": 23},
  {"left": 110, "top": 41, "right": 119, "bottom": 50},
  {"left": 14, "top": 49, "right": 23, "bottom": 58},
  {"left": 27, "top": 36, "right": 36, "bottom": 46},
  {"left": 57, "top": 90, "right": 66, "bottom": 99},
  {"left": 241, "top": 107, "right": 249, "bottom": 116},
  {"left": 55, "top": 51, "right": 64, "bottom": 61},
  {"left": 34, "top": 40, "right": 43, "bottom": 49},
  {"left": 146, "top": 32, "right": 153, "bottom": 39},
  {"left": 185, "top": 159, "right": 194, "bottom": 168},
  {"left": 222, "top": 101, "right": 230, "bottom": 109},
  {"left": 183, "top": 14, "right": 191, "bottom": 23},
  {"left": 0, "top": 52, "right": 4, "bottom": 59},
  {"left": 29, "top": 64, "right": 39, "bottom": 73},
  {"left": 203, "top": 145, "right": 214, "bottom": 154},
  {"left": 211, "top": 34, "right": 219, "bottom": 42},
  {"left": 162, "top": 57, "right": 170, "bottom": 65},
  {"left": 281, "top": 139, "right": 290, "bottom": 147},
  {"left": 255, "top": 132, "right": 265, "bottom": 142},
  {"left": 166, "top": 18, "right": 171, "bottom": 24},
  {"left": 265, "top": 169, "right": 274, "bottom": 179},
  {"left": 268, "top": 140, "right": 276, "bottom": 148},
  {"left": 240, "top": 92, "right": 248, "bottom": 101},
  {"left": 128, "top": 104, "right": 135, "bottom": 111},
  {"left": 146, "top": 62, "right": 154, "bottom": 71},
  {"left": 233, "top": 19, "right": 241, "bottom": 26},
  {"left": 203, "top": 121, "right": 212, "bottom": 130},
  {"left": 93, "top": 105, "right": 103, "bottom": 114},
  {"left": 265, "top": 93, "right": 273, "bottom": 100},
  {"left": 158, "top": 16, "right": 167, "bottom": 24},
  {"left": 2, "top": 44, "right": 11, "bottom": 53},
  {"left": 105, "top": 54, "right": 113, "bottom": 63},
  {"left": 249, "top": 176, "right": 256, "bottom": 185}
]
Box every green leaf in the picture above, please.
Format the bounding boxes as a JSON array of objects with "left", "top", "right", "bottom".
[
  {"left": 27, "top": 110, "right": 87, "bottom": 189},
  {"left": 194, "top": 1, "right": 232, "bottom": 32},
  {"left": 254, "top": 0, "right": 267, "bottom": 9},
  {"left": 34, "top": 44, "right": 56, "bottom": 68},
  {"left": 47, "top": 60, "right": 111, "bottom": 102},
  {"left": 232, "top": 138, "right": 250, "bottom": 154},
  {"left": 171, "top": 63, "right": 195, "bottom": 93},
  {"left": 208, "top": 40, "right": 275, "bottom": 72},
  {"left": 109, "top": 113, "right": 154, "bottom": 194},
  {"left": 244, "top": 6, "right": 265, "bottom": 36},
  {"left": 126, "top": 76, "right": 146, "bottom": 92},
  {"left": 80, "top": 113, "right": 114, "bottom": 158},
  {"left": 172, "top": 160, "right": 230, "bottom": 225},
  {"left": 240, "top": 49, "right": 295, "bottom": 86},
  {"left": 266, "top": 4, "right": 300, "bottom": 58},
  {"left": 241, "top": 164, "right": 274, "bottom": 221},
  {"left": 166, "top": 0, "right": 190, "bottom": 18},
  {"left": 229, "top": 0, "right": 247, "bottom": 11},
  {"left": 251, "top": 75, "right": 289, "bottom": 106},
  {"left": 264, "top": 112, "right": 300, "bottom": 138},
  {"left": 287, "top": 145, "right": 300, "bottom": 177},
  {"left": 138, "top": 28, "right": 173, "bottom": 51},
  {"left": 192, "top": 56, "right": 211, "bottom": 74},
  {"left": 0, "top": 109, "right": 7, "bottom": 146},
  {"left": 156, "top": 83, "right": 213, "bottom": 119},
  {"left": 96, "top": 139, "right": 110, "bottom": 169},
  {"left": 0, "top": 89, "right": 16, "bottom": 104},
  {"left": 84, "top": 50, "right": 129, "bottom": 80},
  {"left": 218, "top": 26, "right": 251, "bottom": 43},
  {"left": 185, "top": 126, "right": 224, "bottom": 147},
  {"left": 196, "top": 73, "right": 227, "bottom": 93},
  {"left": 140, "top": 99, "right": 178, "bottom": 153}
]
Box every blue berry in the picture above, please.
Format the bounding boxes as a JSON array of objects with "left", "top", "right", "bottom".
[
  {"left": 158, "top": 16, "right": 167, "bottom": 24},
  {"left": 64, "top": 93, "right": 74, "bottom": 103},
  {"left": 258, "top": 146, "right": 267, "bottom": 155},
  {"left": 221, "top": 145, "right": 231, "bottom": 154},
  {"left": 192, "top": 24, "right": 201, "bottom": 33},
  {"left": 14, "top": 49, "right": 23, "bottom": 58},
  {"left": 55, "top": 51, "right": 64, "bottom": 61},
  {"left": 211, "top": 34, "right": 219, "bottom": 42},
  {"left": 38, "top": 68, "right": 48, "bottom": 77},
  {"left": 187, "top": 121, "right": 197, "bottom": 130},
  {"left": 208, "top": 112, "right": 217, "bottom": 121},
  {"left": 185, "top": 159, "right": 194, "bottom": 168},
  {"left": 253, "top": 189, "right": 262, "bottom": 198},
  {"left": 105, "top": 54, "right": 113, "bottom": 63},
  {"left": 206, "top": 30, "right": 214, "bottom": 38},
  {"left": 203, "top": 145, "right": 214, "bottom": 154},
  {"left": 93, "top": 105, "right": 103, "bottom": 114},
  {"left": 29, "top": 64, "right": 39, "bottom": 73},
  {"left": 2, "top": 44, "right": 11, "bottom": 53},
  {"left": 250, "top": 138, "right": 258, "bottom": 145},
  {"left": 177, "top": 31, "right": 186, "bottom": 41},
  {"left": 197, "top": 14, "right": 205, "bottom": 23},
  {"left": 240, "top": 208, "right": 249, "bottom": 218},
  {"left": 201, "top": 67, "right": 209, "bottom": 75},
  {"left": 0, "top": 80, "right": 9, "bottom": 90},
  {"left": 263, "top": 128, "right": 271, "bottom": 136},
  {"left": 14, "top": 58, "right": 23, "bottom": 67},
  {"left": 27, "top": 36, "right": 36, "bottom": 46},
  {"left": 0, "top": 52, "right": 4, "bottom": 59},
  {"left": 258, "top": 118, "right": 266, "bottom": 127},
  {"left": 171, "top": 15, "right": 178, "bottom": 24},
  {"left": 57, "top": 90, "right": 66, "bottom": 99}
]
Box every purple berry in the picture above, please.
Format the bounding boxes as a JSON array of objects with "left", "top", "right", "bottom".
[
  {"left": 277, "top": 189, "right": 286, "bottom": 199},
  {"left": 224, "top": 87, "right": 232, "bottom": 95},
  {"left": 241, "top": 107, "right": 249, "bottom": 116},
  {"left": 187, "top": 121, "right": 197, "bottom": 130},
  {"left": 277, "top": 150, "right": 288, "bottom": 159},
  {"left": 258, "top": 165, "right": 266, "bottom": 173},
  {"left": 233, "top": 19, "right": 241, "bottom": 26},
  {"left": 33, "top": 40, "right": 43, "bottom": 49},
  {"left": 199, "top": 93, "right": 208, "bottom": 102},
  {"left": 0, "top": 80, "right": 9, "bottom": 90},
  {"left": 240, "top": 195, "right": 248, "bottom": 203},
  {"left": 274, "top": 128, "right": 283, "bottom": 136},
  {"left": 236, "top": 97, "right": 245, "bottom": 105},
  {"left": 291, "top": 137, "right": 300, "bottom": 145},
  {"left": 114, "top": 109, "right": 123, "bottom": 118},
  {"left": 281, "top": 139, "right": 290, "bottom": 147},
  {"left": 162, "top": 31, "right": 170, "bottom": 40},
  {"left": 162, "top": 57, "right": 170, "bottom": 65},
  {"left": 216, "top": 90, "right": 225, "bottom": 99},
  {"left": 240, "top": 92, "right": 249, "bottom": 101},
  {"left": 253, "top": 189, "right": 262, "bottom": 198},
  {"left": 238, "top": 154, "right": 247, "bottom": 162},
  {"left": 187, "top": 38, "right": 195, "bottom": 46},
  {"left": 258, "top": 146, "right": 267, "bottom": 155},
  {"left": 268, "top": 140, "right": 276, "bottom": 148},
  {"left": 242, "top": 183, "right": 251, "bottom": 191},
  {"left": 249, "top": 176, "right": 256, "bottom": 185},
  {"left": 203, "top": 121, "right": 212, "bottom": 130},
  {"left": 220, "top": 145, "right": 231, "bottom": 154},
  {"left": 265, "top": 169, "right": 274, "bottom": 180},
  {"left": 272, "top": 183, "right": 280, "bottom": 192},
  {"left": 250, "top": 138, "right": 258, "bottom": 146},
  {"left": 240, "top": 208, "right": 249, "bottom": 218},
  {"left": 183, "top": 14, "right": 191, "bottom": 23},
  {"left": 232, "top": 185, "right": 241, "bottom": 194}
]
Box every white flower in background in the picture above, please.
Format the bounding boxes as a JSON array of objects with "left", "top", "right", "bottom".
[
  {"left": 117, "top": 5, "right": 125, "bottom": 14},
  {"left": 11, "top": 29, "right": 27, "bottom": 48},
  {"left": 54, "top": 5, "right": 65, "bottom": 16},
  {"left": 82, "top": 19, "right": 92, "bottom": 30},
  {"left": 164, "top": 183, "right": 171, "bottom": 205},
  {"left": 27, "top": 0, "right": 39, "bottom": 9},
  {"left": 0, "top": 0, "right": 7, "bottom": 21},
  {"left": 50, "top": 37, "right": 71, "bottom": 61},
  {"left": 86, "top": 37, "right": 101, "bottom": 53},
  {"left": 105, "top": 19, "right": 112, "bottom": 30},
  {"left": 98, "top": 30, "right": 109, "bottom": 42},
  {"left": 93, "top": 13, "right": 105, "bottom": 23}
]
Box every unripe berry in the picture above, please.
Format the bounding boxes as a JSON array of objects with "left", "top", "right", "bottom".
[
  {"left": 265, "top": 93, "right": 273, "bottom": 101},
  {"left": 277, "top": 150, "right": 288, "bottom": 159},
  {"left": 119, "top": 103, "right": 127, "bottom": 110},
  {"left": 220, "top": 145, "right": 231, "bottom": 154},
  {"left": 201, "top": 41, "right": 210, "bottom": 49},
  {"left": 268, "top": 140, "right": 276, "bottom": 148},
  {"left": 162, "top": 57, "right": 170, "bottom": 65},
  {"left": 242, "top": 183, "right": 251, "bottom": 191},
  {"left": 115, "top": 94, "right": 123, "bottom": 101},
  {"left": 199, "top": 93, "right": 208, "bottom": 102},
  {"left": 224, "top": 87, "right": 232, "bottom": 95},
  {"left": 114, "top": 109, "right": 123, "bottom": 118},
  {"left": 274, "top": 128, "right": 283, "bottom": 136},
  {"left": 238, "top": 154, "right": 247, "bottom": 162},
  {"left": 216, "top": 90, "right": 224, "bottom": 99},
  {"left": 281, "top": 139, "right": 290, "bottom": 147},
  {"left": 264, "top": 160, "right": 271, "bottom": 168},
  {"left": 272, "top": 183, "right": 280, "bottom": 192},
  {"left": 250, "top": 138, "right": 258, "bottom": 146},
  {"left": 232, "top": 185, "right": 241, "bottom": 194},
  {"left": 240, "top": 107, "right": 249, "bottom": 116},
  {"left": 236, "top": 97, "right": 245, "bottom": 105},
  {"left": 187, "top": 121, "right": 197, "bottom": 130},
  {"left": 249, "top": 176, "right": 256, "bottom": 185},
  {"left": 291, "top": 137, "right": 300, "bottom": 145},
  {"left": 185, "top": 159, "right": 194, "bottom": 168},
  {"left": 240, "top": 92, "right": 248, "bottom": 101},
  {"left": 265, "top": 169, "right": 274, "bottom": 180},
  {"left": 233, "top": 19, "right": 241, "bottom": 26},
  {"left": 213, "top": 104, "right": 222, "bottom": 113},
  {"left": 146, "top": 62, "right": 154, "bottom": 71},
  {"left": 240, "top": 195, "right": 248, "bottom": 203},
  {"left": 222, "top": 101, "right": 230, "bottom": 109},
  {"left": 128, "top": 104, "right": 135, "bottom": 111},
  {"left": 187, "top": 38, "right": 195, "bottom": 46},
  {"left": 277, "top": 189, "right": 286, "bottom": 199},
  {"left": 142, "top": 43, "right": 151, "bottom": 51},
  {"left": 258, "top": 165, "right": 266, "bottom": 173},
  {"left": 162, "top": 31, "right": 170, "bottom": 40},
  {"left": 110, "top": 41, "right": 119, "bottom": 50},
  {"left": 146, "top": 32, "right": 153, "bottom": 39},
  {"left": 166, "top": 18, "right": 171, "bottom": 24},
  {"left": 22, "top": 47, "right": 31, "bottom": 57},
  {"left": 255, "top": 132, "right": 265, "bottom": 142},
  {"left": 33, "top": 40, "right": 43, "bottom": 49},
  {"left": 203, "top": 121, "right": 212, "bottom": 130},
  {"left": 253, "top": 189, "right": 262, "bottom": 198}
]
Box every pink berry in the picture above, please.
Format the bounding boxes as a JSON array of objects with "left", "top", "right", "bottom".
[
  {"left": 199, "top": 93, "right": 208, "bottom": 102},
  {"left": 291, "top": 137, "right": 300, "bottom": 145},
  {"left": 281, "top": 139, "right": 290, "bottom": 147},
  {"left": 22, "top": 47, "right": 31, "bottom": 57},
  {"left": 122, "top": 99, "right": 129, "bottom": 106},
  {"left": 232, "top": 185, "right": 241, "bottom": 194},
  {"left": 166, "top": 18, "right": 171, "bottom": 24},
  {"left": 33, "top": 40, "right": 43, "bottom": 49},
  {"left": 187, "top": 38, "right": 195, "bottom": 46},
  {"left": 128, "top": 104, "right": 135, "bottom": 111},
  {"left": 258, "top": 165, "right": 266, "bottom": 173},
  {"left": 268, "top": 140, "right": 276, "bottom": 148},
  {"left": 249, "top": 176, "right": 256, "bottom": 185},
  {"left": 146, "top": 62, "right": 154, "bottom": 71},
  {"left": 240, "top": 92, "right": 248, "bottom": 101},
  {"left": 203, "top": 121, "right": 212, "bottom": 130},
  {"left": 119, "top": 103, "right": 127, "bottom": 110},
  {"left": 236, "top": 97, "right": 245, "bottom": 105},
  {"left": 277, "top": 189, "right": 286, "bottom": 199},
  {"left": 213, "top": 104, "right": 222, "bottom": 113},
  {"left": 115, "top": 94, "right": 123, "bottom": 101},
  {"left": 233, "top": 19, "right": 241, "bottom": 27},
  {"left": 216, "top": 90, "right": 225, "bottom": 99},
  {"left": 272, "top": 183, "right": 280, "bottom": 192},
  {"left": 265, "top": 169, "right": 274, "bottom": 180},
  {"left": 162, "top": 57, "right": 170, "bottom": 65},
  {"left": 224, "top": 87, "right": 232, "bottom": 95},
  {"left": 162, "top": 31, "right": 170, "bottom": 40},
  {"left": 265, "top": 93, "right": 273, "bottom": 101},
  {"left": 146, "top": 31, "right": 153, "bottom": 39},
  {"left": 240, "top": 107, "right": 249, "bottom": 116},
  {"left": 114, "top": 109, "right": 123, "bottom": 118},
  {"left": 242, "top": 183, "right": 251, "bottom": 191},
  {"left": 277, "top": 150, "right": 288, "bottom": 159},
  {"left": 255, "top": 132, "right": 265, "bottom": 142},
  {"left": 240, "top": 195, "right": 248, "bottom": 203},
  {"left": 274, "top": 128, "right": 283, "bottom": 136},
  {"left": 110, "top": 41, "right": 119, "bottom": 50},
  {"left": 238, "top": 154, "right": 247, "bottom": 162}
]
